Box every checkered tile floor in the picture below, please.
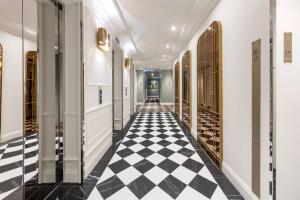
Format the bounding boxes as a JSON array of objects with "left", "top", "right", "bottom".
[
  {"left": 0, "top": 134, "right": 38, "bottom": 200},
  {"left": 0, "top": 134, "right": 63, "bottom": 200},
  {"left": 88, "top": 112, "right": 228, "bottom": 200}
]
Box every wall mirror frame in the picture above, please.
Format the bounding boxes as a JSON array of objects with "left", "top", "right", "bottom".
[
  {"left": 175, "top": 62, "right": 180, "bottom": 116},
  {"left": 197, "top": 21, "right": 223, "bottom": 168},
  {"left": 182, "top": 50, "right": 192, "bottom": 130}
]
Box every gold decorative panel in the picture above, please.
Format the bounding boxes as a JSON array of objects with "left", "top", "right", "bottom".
[
  {"left": 25, "top": 51, "right": 38, "bottom": 135},
  {"left": 284, "top": 32, "right": 292, "bottom": 63},
  {"left": 197, "top": 21, "right": 223, "bottom": 168},
  {"left": 182, "top": 51, "right": 192, "bottom": 130},
  {"left": 252, "top": 39, "right": 261, "bottom": 197},
  {"left": 0, "top": 44, "right": 2, "bottom": 135},
  {"left": 174, "top": 62, "right": 180, "bottom": 116}
]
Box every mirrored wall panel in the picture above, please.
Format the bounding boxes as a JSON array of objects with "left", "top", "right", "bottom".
[
  {"left": 175, "top": 62, "right": 180, "bottom": 116},
  {"left": 197, "top": 21, "right": 223, "bottom": 168},
  {"left": 182, "top": 51, "right": 192, "bottom": 130},
  {"left": 0, "top": 0, "right": 24, "bottom": 199}
]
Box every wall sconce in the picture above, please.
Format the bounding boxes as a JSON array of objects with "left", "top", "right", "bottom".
[
  {"left": 124, "top": 58, "right": 133, "bottom": 69},
  {"left": 98, "top": 27, "right": 110, "bottom": 51}
]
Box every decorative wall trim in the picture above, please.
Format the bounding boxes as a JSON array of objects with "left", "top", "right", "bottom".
[
  {"left": 0, "top": 130, "right": 23, "bottom": 143},
  {"left": 160, "top": 102, "right": 173, "bottom": 106},
  {"left": 85, "top": 103, "right": 112, "bottom": 115},
  {"left": 84, "top": 130, "right": 112, "bottom": 177},
  {"left": 191, "top": 128, "right": 197, "bottom": 139},
  {"left": 64, "top": 159, "right": 82, "bottom": 183},
  {"left": 222, "top": 162, "right": 259, "bottom": 200},
  {"left": 39, "top": 160, "right": 56, "bottom": 183},
  {"left": 87, "top": 82, "right": 112, "bottom": 87}
]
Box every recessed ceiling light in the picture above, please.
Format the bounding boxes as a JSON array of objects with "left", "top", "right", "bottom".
[
  {"left": 166, "top": 44, "right": 170, "bottom": 49},
  {"left": 171, "top": 26, "right": 177, "bottom": 32},
  {"left": 162, "top": 54, "right": 167, "bottom": 58}
]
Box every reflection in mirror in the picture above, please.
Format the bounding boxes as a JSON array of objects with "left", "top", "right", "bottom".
[
  {"left": 182, "top": 51, "right": 192, "bottom": 130},
  {"left": 25, "top": 51, "right": 38, "bottom": 135},
  {"left": 197, "top": 21, "right": 223, "bottom": 168},
  {"left": 0, "top": 0, "right": 25, "bottom": 198}
]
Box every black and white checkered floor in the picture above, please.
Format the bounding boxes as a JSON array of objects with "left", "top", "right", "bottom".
[
  {"left": 88, "top": 112, "right": 228, "bottom": 200},
  {"left": 0, "top": 134, "right": 38, "bottom": 200}
]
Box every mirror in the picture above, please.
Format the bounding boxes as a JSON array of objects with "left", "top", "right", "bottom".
[
  {"left": 197, "top": 21, "right": 223, "bottom": 168},
  {"left": 182, "top": 50, "right": 192, "bottom": 130}
]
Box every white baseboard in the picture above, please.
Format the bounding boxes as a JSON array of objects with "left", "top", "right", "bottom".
[
  {"left": 222, "top": 162, "right": 259, "bottom": 200},
  {"left": 191, "top": 128, "right": 197, "bottom": 139},
  {"left": 160, "top": 103, "right": 173, "bottom": 106},
  {"left": 84, "top": 131, "right": 112, "bottom": 178},
  {"left": 0, "top": 130, "right": 23, "bottom": 143}
]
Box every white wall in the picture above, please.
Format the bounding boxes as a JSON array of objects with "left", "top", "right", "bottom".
[
  {"left": 174, "top": 0, "right": 270, "bottom": 199},
  {"left": 123, "top": 67, "right": 130, "bottom": 127},
  {"left": 275, "top": 0, "right": 300, "bottom": 199},
  {"left": 160, "top": 70, "right": 173, "bottom": 104},
  {"left": 83, "top": 2, "right": 113, "bottom": 177},
  {"left": 0, "top": 30, "right": 36, "bottom": 142}
]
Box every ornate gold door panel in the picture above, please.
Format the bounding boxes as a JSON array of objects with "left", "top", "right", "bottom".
[
  {"left": 25, "top": 51, "right": 38, "bottom": 135},
  {"left": 175, "top": 62, "right": 180, "bottom": 116},
  {"left": 182, "top": 51, "right": 192, "bottom": 130},
  {"left": 197, "top": 21, "right": 223, "bottom": 168}
]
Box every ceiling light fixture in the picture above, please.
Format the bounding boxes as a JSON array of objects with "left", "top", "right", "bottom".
[
  {"left": 163, "top": 54, "right": 167, "bottom": 58},
  {"left": 166, "top": 44, "right": 170, "bottom": 49},
  {"left": 171, "top": 26, "right": 177, "bottom": 32}
]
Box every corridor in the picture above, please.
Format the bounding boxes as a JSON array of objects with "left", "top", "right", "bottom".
[{"left": 1, "top": 0, "right": 299, "bottom": 199}]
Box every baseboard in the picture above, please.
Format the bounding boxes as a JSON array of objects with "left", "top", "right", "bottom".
[
  {"left": 0, "top": 130, "right": 23, "bottom": 143},
  {"left": 64, "top": 159, "right": 81, "bottom": 183},
  {"left": 136, "top": 102, "right": 144, "bottom": 105},
  {"left": 84, "top": 131, "right": 112, "bottom": 178},
  {"left": 222, "top": 162, "right": 259, "bottom": 200},
  {"left": 191, "top": 128, "right": 197, "bottom": 139},
  {"left": 160, "top": 103, "right": 173, "bottom": 106}
]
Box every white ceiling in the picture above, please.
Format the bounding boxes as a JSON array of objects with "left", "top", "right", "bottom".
[
  {"left": 113, "top": 0, "right": 219, "bottom": 70},
  {"left": 0, "top": 0, "right": 219, "bottom": 70}
]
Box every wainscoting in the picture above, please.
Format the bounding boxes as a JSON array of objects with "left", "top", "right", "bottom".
[{"left": 84, "top": 103, "right": 113, "bottom": 177}]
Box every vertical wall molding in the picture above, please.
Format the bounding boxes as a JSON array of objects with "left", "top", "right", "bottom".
[{"left": 63, "top": 2, "right": 82, "bottom": 183}]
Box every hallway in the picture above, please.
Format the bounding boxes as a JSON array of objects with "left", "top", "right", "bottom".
[{"left": 87, "top": 113, "right": 242, "bottom": 200}]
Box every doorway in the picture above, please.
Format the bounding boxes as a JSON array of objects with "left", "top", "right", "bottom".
[
  {"left": 197, "top": 21, "right": 223, "bottom": 168},
  {"left": 112, "top": 40, "right": 123, "bottom": 131}
]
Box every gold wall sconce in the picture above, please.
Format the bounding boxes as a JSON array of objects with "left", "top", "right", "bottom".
[
  {"left": 124, "top": 58, "right": 133, "bottom": 69},
  {"left": 98, "top": 27, "right": 110, "bottom": 51}
]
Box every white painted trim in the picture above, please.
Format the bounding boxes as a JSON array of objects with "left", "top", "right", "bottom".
[
  {"left": 222, "top": 162, "right": 259, "bottom": 200},
  {"left": 136, "top": 102, "right": 144, "bottom": 105},
  {"left": 87, "top": 82, "right": 112, "bottom": 87},
  {"left": 0, "top": 130, "right": 23, "bottom": 143},
  {"left": 85, "top": 103, "right": 113, "bottom": 114},
  {"left": 160, "top": 103, "right": 173, "bottom": 106},
  {"left": 191, "top": 128, "right": 197, "bottom": 139},
  {"left": 84, "top": 130, "right": 112, "bottom": 177}
]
